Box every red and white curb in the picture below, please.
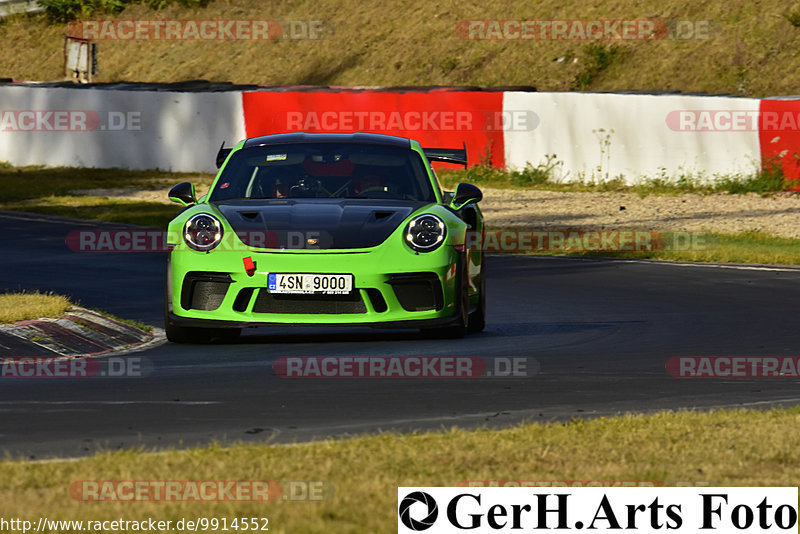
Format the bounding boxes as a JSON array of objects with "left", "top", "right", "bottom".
[{"left": 0, "top": 307, "right": 164, "bottom": 358}]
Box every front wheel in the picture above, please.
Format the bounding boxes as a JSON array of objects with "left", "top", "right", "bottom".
[
  {"left": 164, "top": 277, "right": 241, "bottom": 344},
  {"left": 468, "top": 259, "right": 486, "bottom": 333},
  {"left": 421, "top": 255, "right": 468, "bottom": 339},
  {"left": 165, "top": 315, "right": 241, "bottom": 344},
  {"left": 165, "top": 317, "right": 212, "bottom": 344}
]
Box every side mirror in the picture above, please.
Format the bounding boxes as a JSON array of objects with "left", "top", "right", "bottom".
[
  {"left": 450, "top": 182, "right": 482, "bottom": 210},
  {"left": 216, "top": 141, "right": 231, "bottom": 169},
  {"left": 168, "top": 182, "right": 196, "bottom": 207}
]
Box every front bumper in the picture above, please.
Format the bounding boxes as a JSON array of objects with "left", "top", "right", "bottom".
[
  {"left": 166, "top": 312, "right": 462, "bottom": 330},
  {"left": 167, "top": 244, "right": 463, "bottom": 327}
]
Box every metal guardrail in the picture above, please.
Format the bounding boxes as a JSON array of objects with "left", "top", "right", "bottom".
[{"left": 0, "top": 0, "right": 44, "bottom": 18}]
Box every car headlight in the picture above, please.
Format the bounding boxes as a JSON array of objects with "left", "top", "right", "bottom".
[
  {"left": 183, "top": 213, "right": 223, "bottom": 251},
  {"left": 405, "top": 214, "right": 446, "bottom": 252}
]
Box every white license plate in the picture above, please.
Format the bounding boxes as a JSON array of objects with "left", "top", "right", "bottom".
[{"left": 267, "top": 273, "right": 353, "bottom": 295}]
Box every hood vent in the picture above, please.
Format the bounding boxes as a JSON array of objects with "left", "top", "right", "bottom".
[
  {"left": 373, "top": 210, "right": 395, "bottom": 221},
  {"left": 216, "top": 200, "right": 425, "bottom": 250}
]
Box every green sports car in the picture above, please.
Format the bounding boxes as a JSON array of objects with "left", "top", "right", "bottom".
[{"left": 164, "top": 132, "right": 485, "bottom": 343}]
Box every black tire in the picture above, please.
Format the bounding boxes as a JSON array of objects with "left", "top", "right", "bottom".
[
  {"left": 468, "top": 259, "right": 486, "bottom": 333},
  {"left": 212, "top": 327, "right": 242, "bottom": 343},
  {"left": 165, "top": 316, "right": 213, "bottom": 344},
  {"left": 165, "top": 314, "right": 241, "bottom": 344},
  {"left": 421, "top": 254, "right": 468, "bottom": 339},
  {"left": 164, "top": 274, "right": 241, "bottom": 344}
]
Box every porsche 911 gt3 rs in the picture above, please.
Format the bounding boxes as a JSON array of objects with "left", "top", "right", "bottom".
[{"left": 164, "top": 132, "right": 484, "bottom": 343}]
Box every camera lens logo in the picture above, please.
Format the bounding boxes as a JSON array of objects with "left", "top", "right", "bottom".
[{"left": 399, "top": 491, "right": 438, "bottom": 531}]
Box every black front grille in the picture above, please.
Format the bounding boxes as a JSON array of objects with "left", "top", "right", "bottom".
[
  {"left": 253, "top": 290, "right": 366, "bottom": 314},
  {"left": 181, "top": 272, "right": 232, "bottom": 311},
  {"left": 387, "top": 272, "right": 443, "bottom": 311}
]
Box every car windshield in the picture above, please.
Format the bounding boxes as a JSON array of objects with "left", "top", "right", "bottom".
[{"left": 210, "top": 142, "right": 436, "bottom": 202}]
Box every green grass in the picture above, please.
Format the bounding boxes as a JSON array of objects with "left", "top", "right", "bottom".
[
  {"left": 0, "top": 291, "right": 73, "bottom": 323},
  {"left": 91, "top": 309, "right": 154, "bottom": 332},
  {"left": 0, "top": 165, "right": 210, "bottom": 203},
  {"left": 572, "top": 43, "right": 625, "bottom": 90},
  {"left": 2, "top": 194, "right": 181, "bottom": 227},
  {"left": 1, "top": 408, "right": 799, "bottom": 533},
  {"left": 3, "top": 165, "right": 800, "bottom": 265},
  {"left": 1, "top": 194, "right": 183, "bottom": 227},
  {"left": 0, "top": 165, "right": 214, "bottom": 228},
  {"left": 3, "top": 0, "right": 800, "bottom": 96},
  {"left": 786, "top": 10, "right": 800, "bottom": 27},
  {"left": 517, "top": 230, "right": 800, "bottom": 265},
  {"left": 0, "top": 290, "right": 153, "bottom": 331},
  {"left": 438, "top": 162, "right": 793, "bottom": 196},
  {"left": 36, "top": 0, "right": 209, "bottom": 22},
  {"left": 7, "top": 163, "right": 790, "bottom": 231}
]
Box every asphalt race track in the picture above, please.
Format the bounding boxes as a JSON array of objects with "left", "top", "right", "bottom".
[{"left": 2, "top": 210, "right": 800, "bottom": 459}]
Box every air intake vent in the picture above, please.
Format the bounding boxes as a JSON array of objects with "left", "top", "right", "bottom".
[
  {"left": 387, "top": 272, "right": 443, "bottom": 311},
  {"left": 365, "top": 288, "right": 388, "bottom": 313},
  {"left": 373, "top": 210, "right": 395, "bottom": 220},
  {"left": 233, "top": 288, "right": 256, "bottom": 312},
  {"left": 253, "top": 290, "right": 366, "bottom": 314},
  {"left": 181, "top": 272, "right": 232, "bottom": 311}
]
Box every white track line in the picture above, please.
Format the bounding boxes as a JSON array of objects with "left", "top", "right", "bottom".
[
  {"left": 524, "top": 254, "right": 800, "bottom": 272},
  {"left": 0, "top": 400, "right": 221, "bottom": 405}
]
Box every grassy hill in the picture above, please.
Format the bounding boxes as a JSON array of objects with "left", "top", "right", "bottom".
[{"left": 2, "top": 0, "right": 800, "bottom": 96}]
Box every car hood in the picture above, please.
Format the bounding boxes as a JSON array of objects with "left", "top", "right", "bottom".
[{"left": 214, "top": 199, "right": 430, "bottom": 250}]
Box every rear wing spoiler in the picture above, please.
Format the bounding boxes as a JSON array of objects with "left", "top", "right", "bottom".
[
  {"left": 423, "top": 143, "right": 467, "bottom": 168},
  {"left": 216, "top": 141, "right": 232, "bottom": 168},
  {"left": 217, "top": 141, "right": 467, "bottom": 168}
]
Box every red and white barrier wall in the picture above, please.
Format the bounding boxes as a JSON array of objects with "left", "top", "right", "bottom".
[
  {"left": 1, "top": 84, "right": 798, "bottom": 182},
  {"left": 242, "top": 90, "right": 506, "bottom": 168},
  {"left": 759, "top": 98, "right": 800, "bottom": 181},
  {"left": 0, "top": 85, "right": 244, "bottom": 171},
  {"left": 503, "top": 92, "right": 762, "bottom": 180}
]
